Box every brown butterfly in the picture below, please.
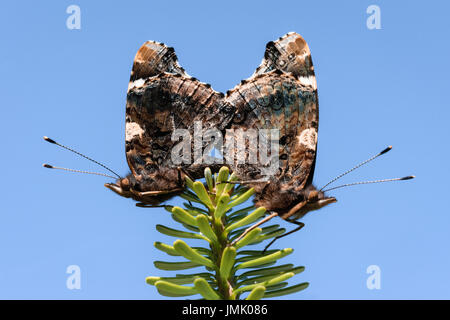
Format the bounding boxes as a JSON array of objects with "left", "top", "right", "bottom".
[
  {"left": 223, "top": 33, "right": 414, "bottom": 249},
  {"left": 104, "top": 41, "right": 235, "bottom": 205}
]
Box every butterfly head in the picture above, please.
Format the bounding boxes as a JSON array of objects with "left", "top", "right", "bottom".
[
  {"left": 104, "top": 176, "right": 130, "bottom": 196},
  {"left": 252, "top": 180, "right": 336, "bottom": 219},
  {"left": 302, "top": 186, "right": 337, "bottom": 213},
  {"left": 279, "top": 184, "right": 337, "bottom": 221},
  {"left": 104, "top": 168, "right": 185, "bottom": 205}
]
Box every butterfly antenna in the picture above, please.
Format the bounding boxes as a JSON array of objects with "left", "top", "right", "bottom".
[
  {"left": 322, "top": 175, "right": 415, "bottom": 192},
  {"left": 43, "top": 136, "right": 121, "bottom": 179},
  {"left": 42, "top": 164, "right": 119, "bottom": 179},
  {"left": 319, "top": 146, "right": 392, "bottom": 192}
]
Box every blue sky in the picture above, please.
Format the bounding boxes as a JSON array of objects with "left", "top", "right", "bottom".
[{"left": 1, "top": 0, "right": 449, "bottom": 299}]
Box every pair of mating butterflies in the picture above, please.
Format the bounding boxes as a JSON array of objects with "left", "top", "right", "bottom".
[
  {"left": 104, "top": 32, "right": 337, "bottom": 224},
  {"left": 45, "top": 32, "right": 413, "bottom": 244}
]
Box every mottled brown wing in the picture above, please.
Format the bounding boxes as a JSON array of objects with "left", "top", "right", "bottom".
[
  {"left": 226, "top": 71, "right": 318, "bottom": 188},
  {"left": 129, "top": 40, "right": 186, "bottom": 82},
  {"left": 253, "top": 32, "right": 317, "bottom": 83},
  {"left": 227, "top": 32, "right": 318, "bottom": 188}
]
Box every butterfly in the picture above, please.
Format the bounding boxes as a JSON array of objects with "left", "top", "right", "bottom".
[
  {"left": 104, "top": 41, "right": 236, "bottom": 205},
  {"left": 225, "top": 33, "right": 413, "bottom": 249},
  {"left": 222, "top": 32, "right": 337, "bottom": 246}
]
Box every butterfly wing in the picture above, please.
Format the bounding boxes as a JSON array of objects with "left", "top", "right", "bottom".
[
  {"left": 125, "top": 42, "right": 234, "bottom": 188},
  {"left": 227, "top": 32, "right": 318, "bottom": 189},
  {"left": 254, "top": 32, "right": 317, "bottom": 84}
]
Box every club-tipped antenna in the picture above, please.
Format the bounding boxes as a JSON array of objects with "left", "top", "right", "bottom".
[
  {"left": 43, "top": 136, "right": 121, "bottom": 179},
  {"left": 322, "top": 175, "right": 415, "bottom": 193},
  {"left": 43, "top": 163, "right": 119, "bottom": 179},
  {"left": 319, "top": 145, "right": 393, "bottom": 192}
]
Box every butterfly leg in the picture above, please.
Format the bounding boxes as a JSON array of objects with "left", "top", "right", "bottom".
[
  {"left": 133, "top": 188, "right": 184, "bottom": 197},
  {"left": 136, "top": 203, "right": 174, "bottom": 209},
  {"left": 230, "top": 211, "right": 279, "bottom": 246},
  {"left": 262, "top": 220, "right": 305, "bottom": 253}
]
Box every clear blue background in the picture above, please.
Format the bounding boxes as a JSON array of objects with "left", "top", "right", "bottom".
[{"left": 1, "top": 0, "right": 448, "bottom": 299}]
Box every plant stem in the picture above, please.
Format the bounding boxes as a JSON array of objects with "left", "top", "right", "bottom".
[{"left": 210, "top": 191, "right": 234, "bottom": 299}]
